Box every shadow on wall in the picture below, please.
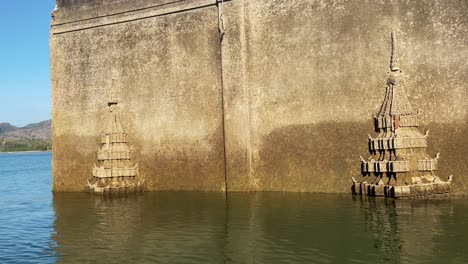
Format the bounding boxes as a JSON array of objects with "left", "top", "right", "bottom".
[
  {"left": 52, "top": 134, "right": 99, "bottom": 192},
  {"left": 51, "top": 113, "right": 467, "bottom": 194},
  {"left": 426, "top": 114, "right": 468, "bottom": 194},
  {"left": 256, "top": 121, "right": 371, "bottom": 193},
  {"left": 131, "top": 127, "right": 226, "bottom": 192},
  {"left": 256, "top": 117, "right": 468, "bottom": 194}
]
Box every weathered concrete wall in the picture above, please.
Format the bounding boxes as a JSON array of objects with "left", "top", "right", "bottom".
[
  {"left": 51, "top": 0, "right": 226, "bottom": 192},
  {"left": 51, "top": 0, "right": 468, "bottom": 193}
]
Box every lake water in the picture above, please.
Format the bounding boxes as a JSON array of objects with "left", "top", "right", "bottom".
[{"left": 0, "top": 152, "right": 467, "bottom": 263}]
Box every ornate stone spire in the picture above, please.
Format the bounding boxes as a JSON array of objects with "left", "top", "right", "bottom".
[
  {"left": 375, "top": 32, "right": 417, "bottom": 136},
  {"left": 87, "top": 90, "right": 144, "bottom": 194},
  {"left": 106, "top": 96, "right": 124, "bottom": 134},
  {"left": 352, "top": 32, "right": 452, "bottom": 198}
]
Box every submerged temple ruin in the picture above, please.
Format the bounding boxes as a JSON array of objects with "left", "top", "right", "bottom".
[
  {"left": 352, "top": 33, "right": 453, "bottom": 198},
  {"left": 87, "top": 97, "right": 144, "bottom": 194}
]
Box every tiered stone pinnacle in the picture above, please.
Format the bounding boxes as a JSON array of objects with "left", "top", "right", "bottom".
[
  {"left": 352, "top": 32, "right": 452, "bottom": 198},
  {"left": 87, "top": 98, "right": 144, "bottom": 194}
]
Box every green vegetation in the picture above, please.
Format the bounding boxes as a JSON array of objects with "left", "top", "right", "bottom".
[
  {"left": 0, "top": 138, "right": 52, "bottom": 152},
  {"left": 0, "top": 120, "right": 52, "bottom": 152}
]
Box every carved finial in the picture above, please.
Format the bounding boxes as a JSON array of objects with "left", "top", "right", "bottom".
[
  {"left": 435, "top": 152, "right": 440, "bottom": 160},
  {"left": 108, "top": 79, "right": 118, "bottom": 108},
  {"left": 448, "top": 175, "right": 453, "bottom": 183},
  {"left": 390, "top": 31, "right": 401, "bottom": 72}
]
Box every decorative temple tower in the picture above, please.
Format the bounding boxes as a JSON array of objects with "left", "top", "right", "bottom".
[
  {"left": 352, "top": 32, "right": 452, "bottom": 198},
  {"left": 87, "top": 96, "right": 144, "bottom": 194}
]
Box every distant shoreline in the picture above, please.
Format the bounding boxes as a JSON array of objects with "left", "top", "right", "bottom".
[{"left": 0, "top": 150, "right": 52, "bottom": 154}]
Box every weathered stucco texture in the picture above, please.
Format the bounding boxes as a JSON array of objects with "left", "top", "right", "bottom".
[
  {"left": 51, "top": 1, "right": 226, "bottom": 192},
  {"left": 51, "top": 0, "right": 468, "bottom": 193}
]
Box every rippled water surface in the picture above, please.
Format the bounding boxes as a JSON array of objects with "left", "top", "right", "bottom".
[{"left": 1, "top": 152, "right": 468, "bottom": 263}]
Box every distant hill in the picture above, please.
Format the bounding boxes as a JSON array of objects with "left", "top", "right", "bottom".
[
  {"left": 0, "top": 120, "right": 51, "bottom": 152},
  {"left": 0, "top": 123, "right": 18, "bottom": 134}
]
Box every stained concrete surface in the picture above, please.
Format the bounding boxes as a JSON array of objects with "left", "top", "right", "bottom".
[{"left": 51, "top": 0, "right": 468, "bottom": 193}]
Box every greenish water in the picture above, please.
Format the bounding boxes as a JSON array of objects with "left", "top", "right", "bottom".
[{"left": 1, "top": 152, "right": 468, "bottom": 263}]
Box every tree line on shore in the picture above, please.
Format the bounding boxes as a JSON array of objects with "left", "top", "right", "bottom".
[{"left": 0, "top": 120, "right": 51, "bottom": 152}]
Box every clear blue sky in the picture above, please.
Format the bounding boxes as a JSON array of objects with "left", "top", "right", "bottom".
[{"left": 0, "top": 1, "right": 56, "bottom": 127}]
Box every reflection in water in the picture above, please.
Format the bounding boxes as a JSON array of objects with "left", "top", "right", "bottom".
[
  {"left": 352, "top": 197, "right": 458, "bottom": 264},
  {"left": 2, "top": 153, "right": 465, "bottom": 263},
  {"left": 354, "top": 197, "right": 403, "bottom": 264},
  {"left": 53, "top": 192, "right": 227, "bottom": 263},
  {"left": 52, "top": 193, "right": 467, "bottom": 263}
]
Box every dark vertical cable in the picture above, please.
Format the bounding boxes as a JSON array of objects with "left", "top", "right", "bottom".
[{"left": 217, "top": 0, "right": 228, "bottom": 196}]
